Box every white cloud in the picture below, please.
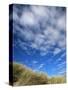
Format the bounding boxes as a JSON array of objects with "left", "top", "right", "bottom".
[
  {"left": 43, "top": 27, "right": 60, "bottom": 45},
  {"left": 20, "top": 29, "right": 34, "bottom": 41},
  {"left": 38, "top": 64, "right": 45, "bottom": 69},
  {"left": 31, "top": 6, "right": 46, "bottom": 16},
  {"left": 57, "top": 15, "right": 66, "bottom": 30},
  {"left": 20, "top": 11, "right": 36, "bottom": 26},
  {"left": 31, "top": 6, "right": 49, "bottom": 20},
  {"left": 32, "top": 61, "right": 38, "bottom": 64},
  {"left": 53, "top": 48, "right": 61, "bottom": 55},
  {"left": 49, "top": 51, "right": 66, "bottom": 65},
  {"left": 57, "top": 70, "right": 66, "bottom": 75},
  {"left": 52, "top": 62, "right": 66, "bottom": 73},
  {"left": 31, "top": 43, "right": 38, "bottom": 49},
  {"left": 13, "top": 11, "right": 19, "bottom": 21},
  {"left": 34, "top": 34, "right": 45, "bottom": 47},
  {"left": 60, "top": 52, "right": 66, "bottom": 58},
  {"left": 17, "top": 39, "right": 28, "bottom": 50},
  {"left": 57, "top": 61, "right": 66, "bottom": 67},
  {"left": 58, "top": 38, "right": 66, "bottom": 49}
]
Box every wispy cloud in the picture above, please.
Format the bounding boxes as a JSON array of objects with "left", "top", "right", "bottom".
[
  {"left": 32, "top": 60, "right": 38, "bottom": 64},
  {"left": 53, "top": 48, "right": 61, "bottom": 55},
  {"left": 38, "top": 64, "right": 45, "bottom": 70}
]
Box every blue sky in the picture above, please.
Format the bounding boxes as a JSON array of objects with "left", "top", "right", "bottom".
[{"left": 10, "top": 4, "right": 66, "bottom": 76}]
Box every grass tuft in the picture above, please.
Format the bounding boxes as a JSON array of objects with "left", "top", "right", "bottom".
[{"left": 9, "top": 62, "right": 66, "bottom": 86}]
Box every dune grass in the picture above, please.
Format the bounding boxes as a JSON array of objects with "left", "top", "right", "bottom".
[{"left": 9, "top": 62, "right": 66, "bottom": 86}]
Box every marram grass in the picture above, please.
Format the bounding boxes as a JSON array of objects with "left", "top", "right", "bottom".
[{"left": 9, "top": 63, "right": 66, "bottom": 86}]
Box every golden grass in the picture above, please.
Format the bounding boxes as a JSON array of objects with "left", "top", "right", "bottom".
[{"left": 9, "top": 62, "right": 66, "bottom": 86}]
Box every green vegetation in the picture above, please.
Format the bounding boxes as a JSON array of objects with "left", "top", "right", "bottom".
[{"left": 10, "top": 63, "right": 66, "bottom": 86}]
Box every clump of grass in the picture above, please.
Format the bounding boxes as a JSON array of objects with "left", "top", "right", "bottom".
[
  {"left": 10, "top": 62, "right": 66, "bottom": 86},
  {"left": 13, "top": 63, "right": 27, "bottom": 82},
  {"left": 48, "top": 76, "right": 66, "bottom": 84},
  {"left": 25, "top": 72, "right": 48, "bottom": 85}
]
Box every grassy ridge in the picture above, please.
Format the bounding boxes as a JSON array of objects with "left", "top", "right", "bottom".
[{"left": 10, "top": 63, "right": 66, "bottom": 86}]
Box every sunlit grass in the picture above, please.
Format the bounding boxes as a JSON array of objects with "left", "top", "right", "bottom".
[{"left": 9, "top": 62, "right": 66, "bottom": 86}]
